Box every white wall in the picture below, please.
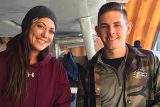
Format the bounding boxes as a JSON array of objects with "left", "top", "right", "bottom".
[{"left": 151, "top": 50, "right": 160, "bottom": 60}]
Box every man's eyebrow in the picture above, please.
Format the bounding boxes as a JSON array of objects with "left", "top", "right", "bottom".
[
  {"left": 113, "top": 21, "right": 121, "bottom": 24},
  {"left": 99, "top": 21, "right": 121, "bottom": 25},
  {"left": 99, "top": 23, "right": 108, "bottom": 26}
]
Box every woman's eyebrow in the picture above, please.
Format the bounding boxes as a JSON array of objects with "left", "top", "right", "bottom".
[{"left": 36, "top": 21, "right": 55, "bottom": 30}]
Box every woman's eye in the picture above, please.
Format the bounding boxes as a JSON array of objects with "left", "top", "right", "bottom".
[
  {"left": 37, "top": 24, "right": 45, "bottom": 29},
  {"left": 49, "top": 30, "right": 55, "bottom": 35}
]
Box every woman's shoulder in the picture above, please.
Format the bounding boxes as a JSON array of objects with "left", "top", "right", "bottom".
[
  {"left": 0, "top": 51, "right": 7, "bottom": 59},
  {"left": 47, "top": 55, "right": 64, "bottom": 68},
  {"left": 0, "top": 51, "right": 7, "bottom": 68},
  {"left": 49, "top": 56, "right": 62, "bottom": 64}
]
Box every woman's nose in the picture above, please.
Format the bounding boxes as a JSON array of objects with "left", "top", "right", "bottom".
[{"left": 42, "top": 30, "right": 49, "bottom": 38}]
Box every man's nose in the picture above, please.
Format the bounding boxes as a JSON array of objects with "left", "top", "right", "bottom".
[{"left": 109, "top": 26, "right": 115, "bottom": 35}]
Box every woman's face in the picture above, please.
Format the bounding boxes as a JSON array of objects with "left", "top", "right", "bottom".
[{"left": 28, "top": 17, "right": 56, "bottom": 53}]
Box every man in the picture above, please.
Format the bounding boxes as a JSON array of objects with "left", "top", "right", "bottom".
[
  {"left": 77, "top": 2, "right": 160, "bottom": 107},
  {"left": 134, "top": 40, "right": 142, "bottom": 49}
]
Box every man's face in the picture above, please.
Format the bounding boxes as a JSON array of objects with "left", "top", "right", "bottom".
[{"left": 95, "top": 10, "right": 132, "bottom": 50}]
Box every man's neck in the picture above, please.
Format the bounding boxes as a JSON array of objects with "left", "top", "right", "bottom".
[{"left": 103, "top": 46, "right": 126, "bottom": 59}]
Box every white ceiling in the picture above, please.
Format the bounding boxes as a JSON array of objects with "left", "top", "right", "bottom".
[{"left": 0, "top": 0, "right": 106, "bottom": 38}]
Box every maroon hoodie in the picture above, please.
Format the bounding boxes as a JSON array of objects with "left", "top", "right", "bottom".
[{"left": 0, "top": 51, "right": 71, "bottom": 107}]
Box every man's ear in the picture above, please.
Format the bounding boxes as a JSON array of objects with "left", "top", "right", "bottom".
[
  {"left": 127, "top": 21, "right": 133, "bottom": 35},
  {"left": 95, "top": 26, "right": 100, "bottom": 37}
]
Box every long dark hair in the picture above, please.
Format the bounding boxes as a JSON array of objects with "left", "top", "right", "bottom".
[{"left": 3, "top": 28, "right": 49, "bottom": 102}]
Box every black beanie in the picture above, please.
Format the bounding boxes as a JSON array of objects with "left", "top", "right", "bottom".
[{"left": 21, "top": 5, "right": 57, "bottom": 33}]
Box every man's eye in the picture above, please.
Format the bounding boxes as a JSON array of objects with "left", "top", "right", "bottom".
[
  {"left": 114, "top": 24, "right": 120, "bottom": 27},
  {"left": 100, "top": 25, "right": 107, "bottom": 29}
]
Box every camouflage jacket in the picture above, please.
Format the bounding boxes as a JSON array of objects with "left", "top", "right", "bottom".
[{"left": 77, "top": 44, "right": 160, "bottom": 107}]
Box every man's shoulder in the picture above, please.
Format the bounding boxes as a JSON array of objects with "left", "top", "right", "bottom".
[
  {"left": 90, "top": 48, "right": 103, "bottom": 62},
  {"left": 127, "top": 44, "right": 153, "bottom": 57},
  {"left": 128, "top": 45, "right": 159, "bottom": 64},
  {"left": 139, "top": 48, "right": 153, "bottom": 55}
]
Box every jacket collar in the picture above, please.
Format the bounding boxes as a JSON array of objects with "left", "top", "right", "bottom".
[{"left": 91, "top": 43, "right": 147, "bottom": 63}]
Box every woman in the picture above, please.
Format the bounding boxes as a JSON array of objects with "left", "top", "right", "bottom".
[{"left": 0, "top": 6, "right": 71, "bottom": 107}]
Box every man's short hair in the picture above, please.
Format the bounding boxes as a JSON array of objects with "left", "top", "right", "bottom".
[{"left": 98, "top": 2, "right": 128, "bottom": 24}]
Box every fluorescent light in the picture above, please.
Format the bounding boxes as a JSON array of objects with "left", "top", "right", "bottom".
[
  {"left": 2, "top": 20, "right": 21, "bottom": 29},
  {"left": 106, "top": 0, "right": 129, "bottom": 3}
]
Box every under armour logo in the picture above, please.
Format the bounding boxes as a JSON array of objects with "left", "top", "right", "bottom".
[{"left": 27, "top": 72, "right": 35, "bottom": 77}]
